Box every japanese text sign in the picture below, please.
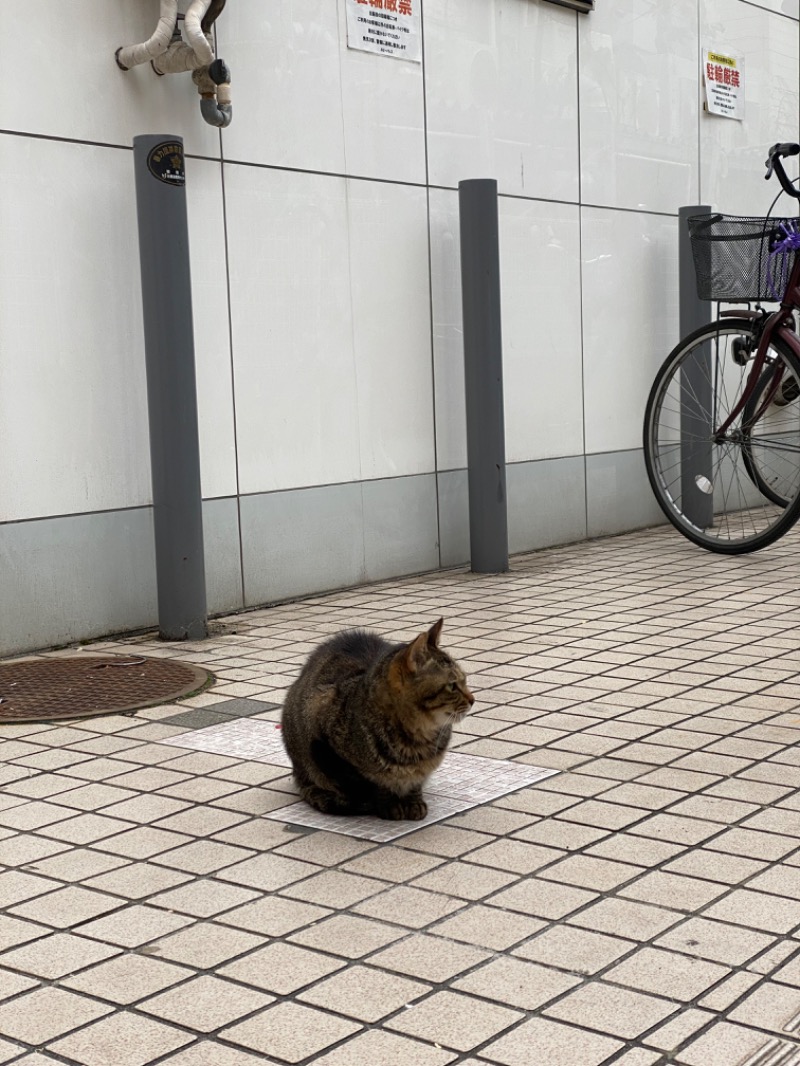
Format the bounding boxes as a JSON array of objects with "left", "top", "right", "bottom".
[
  {"left": 346, "top": 0, "right": 421, "bottom": 62},
  {"left": 703, "top": 48, "right": 744, "bottom": 120}
]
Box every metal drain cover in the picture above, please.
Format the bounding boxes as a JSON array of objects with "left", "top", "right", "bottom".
[{"left": 0, "top": 656, "right": 212, "bottom": 724}]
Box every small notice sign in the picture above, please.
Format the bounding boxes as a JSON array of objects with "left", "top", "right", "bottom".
[
  {"left": 703, "top": 48, "right": 744, "bottom": 120},
  {"left": 345, "top": 0, "right": 421, "bottom": 63}
]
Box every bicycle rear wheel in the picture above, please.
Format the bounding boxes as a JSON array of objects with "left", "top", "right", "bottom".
[
  {"left": 741, "top": 360, "right": 800, "bottom": 507},
  {"left": 644, "top": 318, "right": 800, "bottom": 553}
]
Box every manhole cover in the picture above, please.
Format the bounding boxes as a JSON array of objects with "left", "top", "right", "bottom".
[{"left": 0, "top": 656, "right": 212, "bottom": 724}]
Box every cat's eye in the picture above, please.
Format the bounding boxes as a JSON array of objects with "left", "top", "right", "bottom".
[{"left": 446, "top": 682, "right": 457, "bottom": 692}]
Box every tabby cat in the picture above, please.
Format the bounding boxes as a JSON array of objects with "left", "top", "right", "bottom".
[{"left": 281, "top": 618, "right": 474, "bottom": 821}]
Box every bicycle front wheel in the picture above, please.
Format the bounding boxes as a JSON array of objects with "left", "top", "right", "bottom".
[
  {"left": 644, "top": 318, "right": 800, "bottom": 553},
  {"left": 741, "top": 358, "right": 800, "bottom": 507}
]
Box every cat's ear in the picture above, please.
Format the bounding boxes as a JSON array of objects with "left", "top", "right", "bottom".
[
  {"left": 403, "top": 632, "right": 429, "bottom": 673},
  {"left": 427, "top": 618, "right": 444, "bottom": 647}
]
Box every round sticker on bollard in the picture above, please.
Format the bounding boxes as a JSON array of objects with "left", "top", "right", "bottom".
[{"left": 147, "top": 142, "right": 185, "bottom": 186}]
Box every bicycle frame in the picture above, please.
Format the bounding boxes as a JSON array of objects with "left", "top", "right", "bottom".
[{"left": 715, "top": 250, "right": 800, "bottom": 437}]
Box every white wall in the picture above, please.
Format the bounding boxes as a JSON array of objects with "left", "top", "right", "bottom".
[{"left": 0, "top": 0, "right": 798, "bottom": 655}]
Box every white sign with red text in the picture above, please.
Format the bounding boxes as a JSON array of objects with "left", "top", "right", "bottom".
[
  {"left": 346, "top": 0, "right": 421, "bottom": 62},
  {"left": 703, "top": 48, "right": 744, "bottom": 120}
]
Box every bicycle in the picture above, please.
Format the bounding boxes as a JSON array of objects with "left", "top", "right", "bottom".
[{"left": 644, "top": 142, "right": 800, "bottom": 554}]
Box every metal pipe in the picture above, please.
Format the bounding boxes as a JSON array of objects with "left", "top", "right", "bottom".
[
  {"left": 133, "top": 135, "right": 208, "bottom": 641},
  {"left": 679, "top": 205, "right": 714, "bottom": 530},
  {"left": 458, "top": 179, "right": 509, "bottom": 574}
]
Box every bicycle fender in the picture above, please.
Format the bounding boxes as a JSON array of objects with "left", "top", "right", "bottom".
[{"left": 719, "top": 309, "right": 761, "bottom": 319}]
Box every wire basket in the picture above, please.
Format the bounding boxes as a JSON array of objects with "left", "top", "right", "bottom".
[{"left": 687, "top": 213, "right": 799, "bottom": 302}]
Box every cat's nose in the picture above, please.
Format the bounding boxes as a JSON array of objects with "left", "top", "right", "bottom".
[{"left": 464, "top": 688, "right": 475, "bottom": 706}]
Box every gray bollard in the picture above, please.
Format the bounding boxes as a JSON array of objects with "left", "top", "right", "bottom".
[
  {"left": 133, "top": 135, "right": 208, "bottom": 640},
  {"left": 679, "top": 205, "right": 714, "bottom": 530},
  {"left": 458, "top": 179, "right": 509, "bottom": 574}
]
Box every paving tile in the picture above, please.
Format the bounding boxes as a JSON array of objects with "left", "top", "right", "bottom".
[
  {"left": 283, "top": 869, "right": 387, "bottom": 908},
  {"left": 512, "top": 820, "right": 608, "bottom": 851},
  {"left": 488, "top": 878, "right": 597, "bottom": 920},
  {"left": 340, "top": 846, "right": 444, "bottom": 884},
  {"left": 0, "top": 835, "right": 66, "bottom": 866},
  {"left": 77, "top": 904, "right": 193, "bottom": 947},
  {"left": 154, "top": 922, "right": 266, "bottom": 968},
  {"left": 354, "top": 885, "right": 464, "bottom": 927},
  {"left": 0, "top": 801, "right": 77, "bottom": 832},
  {"left": 398, "top": 825, "right": 498, "bottom": 857},
  {"left": 219, "top": 941, "right": 344, "bottom": 994},
  {"left": 97, "top": 826, "right": 194, "bottom": 859},
  {"left": 217, "top": 895, "right": 331, "bottom": 937},
  {"left": 604, "top": 946, "right": 729, "bottom": 1001},
  {"left": 642, "top": 1007, "right": 715, "bottom": 1052},
  {"left": 63, "top": 952, "right": 194, "bottom": 1003},
  {"left": 35, "top": 812, "right": 130, "bottom": 844},
  {"left": 140, "top": 974, "right": 273, "bottom": 1032},
  {"left": 569, "top": 897, "right": 683, "bottom": 940},
  {"left": 628, "top": 814, "right": 721, "bottom": 846},
  {"left": 0, "top": 986, "right": 111, "bottom": 1044},
  {"left": 386, "top": 989, "right": 522, "bottom": 1051},
  {"left": 299, "top": 964, "right": 429, "bottom": 1022},
  {"left": 273, "top": 832, "right": 374, "bottom": 867},
  {"left": 620, "top": 871, "right": 726, "bottom": 911},
  {"left": 703, "top": 889, "right": 800, "bottom": 934},
  {"left": 699, "top": 970, "right": 761, "bottom": 1010},
  {"left": 156, "top": 807, "right": 249, "bottom": 837},
  {"left": 158, "top": 1043, "right": 281, "bottom": 1066},
  {"left": 538, "top": 854, "right": 644, "bottom": 891},
  {"left": 677, "top": 1020, "right": 780, "bottom": 1066},
  {"left": 663, "top": 849, "right": 768, "bottom": 884},
  {"left": 743, "top": 808, "right": 800, "bottom": 838},
  {"left": 410, "top": 860, "right": 518, "bottom": 900},
  {"left": 657, "top": 911, "right": 776, "bottom": 966},
  {"left": 0, "top": 931, "right": 119, "bottom": 979},
  {"left": 771, "top": 953, "right": 800, "bottom": 988},
  {"left": 82, "top": 862, "right": 191, "bottom": 900},
  {"left": 481, "top": 1016, "right": 623, "bottom": 1066},
  {"left": 221, "top": 1002, "right": 360, "bottom": 1062},
  {"left": 430, "top": 904, "right": 545, "bottom": 950},
  {"left": 704, "top": 827, "right": 798, "bottom": 861},
  {"left": 556, "top": 800, "right": 643, "bottom": 830},
  {"left": 728, "top": 981, "right": 800, "bottom": 1034},
  {"left": 0, "top": 915, "right": 50, "bottom": 952},
  {"left": 747, "top": 866, "right": 800, "bottom": 901},
  {"left": 512, "top": 925, "right": 633, "bottom": 973},
  {"left": 600, "top": 783, "right": 685, "bottom": 810},
  {"left": 311, "top": 1030, "right": 456, "bottom": 1066},
  {"left": 453, "top": 956, "right": 580, "bottom": 1010},
  {"left": 544, "top": 980, "right": 677, "bottom": 1038},
  {"left": 612, "top": 1051, "right": 662, "bottom": 1066},
  {"left": 214, "top": 854, "right": 319, "bottom": 892},
  {"left": 367, "top": 933, "right": 492, "bottom": 982},
  {"left": 0, "top": 871, "right": 60, "bottom": 907},
  {"left": 153, "top": 841, "right": 257, "bottom": 875},
  {"left": 289, "top": 914, "right": 404, "bottom": 958},
  {"left": 0, "top": 969, "right": 38, "bottom": 1000},
  {"left": 149, "top": 880, "right": 259, "bottom": 919},
  {"left": 587, "top": 833, "right": 684, "bottom": 867},
  {"left": 10, "top": 885, "right": 122, "bottom": 929},
  {"left": 48, "top": 1010, "right": 193, "bottom": 1066}
]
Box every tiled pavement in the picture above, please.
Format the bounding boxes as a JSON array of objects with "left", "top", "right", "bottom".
[{"left": 4, "top": 525, "right": 800, "bottom": 1064}]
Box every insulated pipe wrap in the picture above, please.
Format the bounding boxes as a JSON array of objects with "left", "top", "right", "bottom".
[
  {"left": 152, "top": 40, "right": 211, "bottom": 74},
  {"left": 117, "top": 0, "right": 178, "bottom": 69},
  {"left": 184, "top": 0, "right": 215, "bottom": 67}
]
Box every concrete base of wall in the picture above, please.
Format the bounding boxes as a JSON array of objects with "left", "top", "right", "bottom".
[{"left": 0, "top": 450, "right": 668, "bottom": 658}]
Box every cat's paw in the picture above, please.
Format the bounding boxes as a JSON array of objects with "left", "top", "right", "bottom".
[{"left": 379, "top": 797, "right": 428, "bottom": 821}]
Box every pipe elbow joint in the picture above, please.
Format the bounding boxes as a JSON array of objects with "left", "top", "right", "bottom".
[{"left": 200, "top": 97, "right": 233, "bottom": 128}]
